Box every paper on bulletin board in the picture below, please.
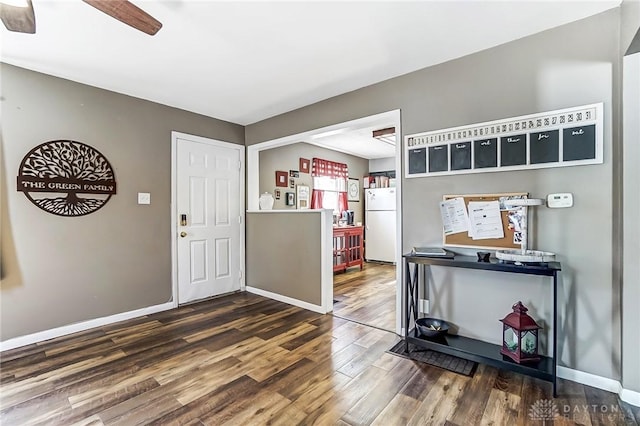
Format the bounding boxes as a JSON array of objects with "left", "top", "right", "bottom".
[
  {"left": 439, "top": 197, "right": 469, "bottom": 235},
  {"left": 467, "top": 200, "right": 504, "bottom": 240}
]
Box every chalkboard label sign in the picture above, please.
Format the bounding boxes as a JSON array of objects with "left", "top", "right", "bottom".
[
  {"left": 429, "top": 145, "right": 448, "bottom": 172},
  {"left": 563, "top": 124, "right": 596, "bottom": 161},
  {"left": 404, "top": 103, "right": 603, "bottom": 178},
  {"left": 408, "top": 148, "right": 427, "bottom": 174},
  {"left": 530, "top": 130, "right": 559, "bottom": 164},
  {"left": 474, "top": 138, "right": 497, "bottom": 168},
  {"left": 500, "top": 134, "right": 526, "bottom": 166},
  {"left": 451, "top": 141, "right": 471, "bottom": 170}
]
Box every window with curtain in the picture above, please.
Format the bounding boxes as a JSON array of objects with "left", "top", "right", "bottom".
[{"left": 310, "top": 158, "right": 349, "bottom": 214}]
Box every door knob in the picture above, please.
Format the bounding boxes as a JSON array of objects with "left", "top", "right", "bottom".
[{"left": 180, "top": 231, "right": 187, "bottom": 238}]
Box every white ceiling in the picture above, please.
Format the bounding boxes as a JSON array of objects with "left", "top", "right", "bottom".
[
  {"left": 1, "top": 0, "right": 620, "bottom": 131},
  {"left": 306, "top": 123, "right": 396, "bottom": 159}
]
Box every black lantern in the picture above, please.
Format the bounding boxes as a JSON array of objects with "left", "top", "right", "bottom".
[{"left": 500, "top": 301, "right": 541, "bottom": 363}]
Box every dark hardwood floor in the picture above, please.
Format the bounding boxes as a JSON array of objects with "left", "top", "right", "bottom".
[
  {"left": 333, "top": 262, "right": 396, "bottom": 332},
  {"left": 1, "top": 292, "right": 635, "bottom": 425}
]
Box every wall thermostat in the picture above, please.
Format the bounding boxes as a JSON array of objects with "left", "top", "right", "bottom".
[{"left": 547, "top": 193, "right": 573, "bottom": 208}]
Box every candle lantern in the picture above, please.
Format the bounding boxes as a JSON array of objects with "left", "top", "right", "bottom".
[{"left": 500, "top": 301, "right": 541, "bottom": 363}]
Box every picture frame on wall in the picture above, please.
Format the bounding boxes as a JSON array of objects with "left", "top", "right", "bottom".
[
  {"left": 296, "top": 185, "right": 310, "bottom": 209},
  {"left": 285, "top": 192, "right": 295, "bottom": 206},
  {"left": 348, "top": 178, "right": 360, "bottom": 202},
  {"left": 275, "top": 171, "right": 288, "bottom": 187},
  {"left": 299, "top": 158, "right": 310, "bottom": 174}
]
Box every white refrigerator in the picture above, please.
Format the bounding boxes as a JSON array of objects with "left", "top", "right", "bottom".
[{"left": 365, "top": 188, "right": 397, "bottom": 263}]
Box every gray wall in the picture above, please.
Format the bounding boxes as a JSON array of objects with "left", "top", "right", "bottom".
[
  {"left": 622, "top": 7, "right": 640, "bottom": 392},
  {"left": 259, "top": 142, "right": 368, "bottom": 224},
  {"left": 622, "top": 0, "right": 640, "bottom": 394},
  {"left": 622, "top": 53, "right": 640, "bottom": 394},
  {"left": 1, "top": 63, "right": 244, "bottom": 341},
  {"left": 246, "top": 211, "right": 322, "bottom": 305},
  {"left": 246, "top": 10, "right": 624, "bottom": 381}
]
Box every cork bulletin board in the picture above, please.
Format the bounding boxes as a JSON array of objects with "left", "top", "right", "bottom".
[{"left": 443, "top": 192, "right": 528, "bottom": 250}]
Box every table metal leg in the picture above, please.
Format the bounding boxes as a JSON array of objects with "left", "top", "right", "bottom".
[
  {"left": 553, "top": 271, "right": 558, "bottom": 398},
  {"left": 405, "top": 260, "right": 410, "bottom": 353},
  {"left": 405, "top": 260, "right": 420, "bottom": 354}
]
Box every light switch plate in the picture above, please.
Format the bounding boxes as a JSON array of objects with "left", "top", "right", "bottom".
[
  {"left": 138, "top": 192, "right": 151, "bottom": 205},
  {"left": 547, "top": 193, "right": 573, "bottom": 208}
]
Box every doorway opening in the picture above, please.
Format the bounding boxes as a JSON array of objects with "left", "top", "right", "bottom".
[{"left": 247, "top": 110, "right": 402, "bottom": 334}]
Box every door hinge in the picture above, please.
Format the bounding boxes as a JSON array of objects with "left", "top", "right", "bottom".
[
  {"left": 238, "top": 161, "right": 242, "bottom": 171},
  {"left": 239, "top": 270, "right": 243, "bottom": 280},
  {"left": 238, "top": 216, "right": 242, "bottom": 224}
]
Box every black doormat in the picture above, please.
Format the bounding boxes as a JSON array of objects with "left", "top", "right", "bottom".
[{"left": 387, "top": 340, "right": 477, "bottom": 377}]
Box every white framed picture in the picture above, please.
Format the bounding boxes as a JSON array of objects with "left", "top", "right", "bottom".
[
  {"left": 348, "top": 178, "right": 359, "bottom": 202},
  {"left": 296, "top": 185, "right": 310, "bottom": 209}
]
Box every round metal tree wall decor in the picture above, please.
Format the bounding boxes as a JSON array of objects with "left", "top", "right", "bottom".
[{"left": 16, "top": 140, "right": 117, "bottom": 217}]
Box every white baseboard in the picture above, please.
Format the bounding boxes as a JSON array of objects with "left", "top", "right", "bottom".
[
  {"left": 558, "top": 366, "right": 640, "bottom": 407},
  {"left": 557, "top": 366, "right": 622, "bottom": 393},
  {"left": 0, "top": 301, "right": 177, "bottom": 352},
  {"left": 620, "top": 388, "right": 640, "bottom": 407},
  {"left": 245, "top": 286, "right": 327, "bottom": 314}
]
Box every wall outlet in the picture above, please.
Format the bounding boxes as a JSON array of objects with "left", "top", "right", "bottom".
[
  {"left": 547, "top": 193, "right": 573, "bottom": 208},
  {"left": 419, "top": 299, "right": 430, "bottom": 314},
  {"left": 138, "top": 192, "right": 151, "bottom": 205}
]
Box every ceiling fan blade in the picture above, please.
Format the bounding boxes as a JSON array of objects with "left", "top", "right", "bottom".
[
  {"left": 82, "top": 0, "right": 162, "bottom": 36},
  {"left": 0, "top": 0, "right": 36, "bottom": 34}
]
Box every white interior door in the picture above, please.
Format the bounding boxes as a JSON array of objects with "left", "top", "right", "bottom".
[{"left": 176, "top": 135, "right": 242, "bottom": 304}]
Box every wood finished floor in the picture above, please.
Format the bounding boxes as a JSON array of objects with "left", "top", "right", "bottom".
[
  {"left": 1, "top": 292, "right": 637, "bottom": 426},
  {"left": 333, "top": 262, "right": 396, "bottom": 332}
]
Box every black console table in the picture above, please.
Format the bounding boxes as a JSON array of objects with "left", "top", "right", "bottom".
[{"left": 404, "top": 253, "right": 561, "bottom": 397}]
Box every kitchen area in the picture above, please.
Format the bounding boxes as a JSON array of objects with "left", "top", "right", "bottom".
[
  {"left": 246, "top": 110, "right": 400, "bottom": 333},
  {"left": 249, "top": 114, "right": 401, "bottom": 333},
  {"left": 332, "top": 175, "right": 396, "bottom": 265}
]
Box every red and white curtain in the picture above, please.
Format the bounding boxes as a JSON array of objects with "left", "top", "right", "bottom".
[
  {"left": 310, "top": 158, "right": 349, "bottom": 214},
  {"left": 311, "top": 158, "right": 348, "bottom": 179}
]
